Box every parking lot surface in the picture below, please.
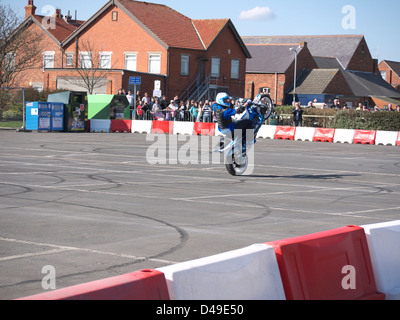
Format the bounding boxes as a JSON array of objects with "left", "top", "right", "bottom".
[{"left": 0, "top": 131, "right": 399, "bottom": 299}]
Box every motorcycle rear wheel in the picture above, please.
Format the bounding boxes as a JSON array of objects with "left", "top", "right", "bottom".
[{"left": 225, "top": 153, "right": 249, "bottom": 176}]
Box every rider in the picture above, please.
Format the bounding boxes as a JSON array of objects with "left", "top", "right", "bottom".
[{"left": 213, "top": 92, "right": 254, "bottom": 152}]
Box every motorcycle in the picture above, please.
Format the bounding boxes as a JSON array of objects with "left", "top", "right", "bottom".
[{"left": 215, "top": 94, "right": 274, "bottom": 176}]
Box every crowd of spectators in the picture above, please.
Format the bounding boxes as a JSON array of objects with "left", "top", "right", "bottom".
[{"left": 122, "top": 90, "right": 244, "bottom": 123}]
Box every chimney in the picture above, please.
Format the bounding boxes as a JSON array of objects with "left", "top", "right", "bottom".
[
  {"left": 54, "top": 8, "right": 63, "bottom": 19},
  {"left": 24, "top": 0, "right": 36, "bottom": 19}
]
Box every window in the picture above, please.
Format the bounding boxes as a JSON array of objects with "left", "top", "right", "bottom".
[
  {"left": 125, "top": 54, "right": 137, "bottom": 71},
  {"left": 43, "top": 52, "right": 55, "bottom": 69},
  {"left": 211, "top": 58, "right": 220, "bottom": 78},
  {"left": 80, "top": 52, "right": 92, "bottom": 69},
  {"left": 5, "top": 53, "right": 16, "bottom": 71},
  {"left": 181, "top": 55, "right": 189, "bottom": 76},
  {"left": 112, "top": 11, "right": 118, "bottom": 21},
  {"left": 148, "top": 54, "right": 161, "bottom": 74},
  {"left": 231, "top": 59, "right": 240, "bottom": 79},
  {"left": 381, "top": 71, "right": 387, "bottom": 80},
  {"left": 66, "top": 53, "right": 73, "bottom": 67},
  {"left": 99, "top": 52, "right": 112, "bottom": 69}
]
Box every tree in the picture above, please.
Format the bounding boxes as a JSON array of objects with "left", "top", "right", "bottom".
[
  {"left": 0, "top": 3, "right": 43, "bottom": 88},
  {"left": 64, "top": 39, "right": 115, "bottom": 94}
]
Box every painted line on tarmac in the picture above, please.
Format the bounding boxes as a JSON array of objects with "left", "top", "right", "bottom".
[{"left": 0, "top": 237, "right": 178, "bottom": 266}]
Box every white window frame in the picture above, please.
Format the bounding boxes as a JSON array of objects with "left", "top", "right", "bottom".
[
  {"left": 231, "top": 59, "right": 240, "bottom": 79},
  {"left": 211, "top": 57, "right": 220, "bottom": 78},
  {"left": 380, "top": 71, "right": 387, "bottom": 81},
  {"left": 80, "top": 52, "right": 92, "bottom": 69},
  {"left": 148, "top": 53, "right": 161, "bottom": 74},
  {"left": 124, "top": 53, "right": 137, "bottom": 71},
  {"left": 66, "top": 53, "right": 74, "bottom": 67},
  {"left": 43, "top": 51, "right": 55, "bottom": 69},
  {"left": 181, "top": 54, "right": 190, "bottom": 76},
  {"left": 99, "top": 52, "right": 112, "bottom": 69}
]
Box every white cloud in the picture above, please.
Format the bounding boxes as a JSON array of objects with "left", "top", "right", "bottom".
[{"left": 238, "top": 6, "right": 276, "bottom": 21}]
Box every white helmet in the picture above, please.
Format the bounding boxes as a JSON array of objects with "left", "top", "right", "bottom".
[{"left": 216, "top": 92, "right": 231, "bottom": 108}]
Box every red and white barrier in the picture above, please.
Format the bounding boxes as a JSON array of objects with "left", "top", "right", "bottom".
[
  {"left": 257, "top": 125, "right": 277, "bottom": 139},
  {"left": 110, "top": 120, "right": 132, "bottom": 133},
  {"left": 152, "top": 121, "right": 174, "bottom": 134},
  {"left": 267, "top": 226, "right": 385, "bottom": 300},
  {"left": 353, "top": 130, "right": 377, "bottom": 145},
  {"left": 157, "top": 244, "right": 285, "bottom": 300},
  {"left": 194, "top": 122, "right": 216, "bottom": 136},
  {"left": 132, "top": 120, "right": 152, "bottom": 134},
  {"left": 275, "top": 126, "right": 296, "bottom": 140},
  {"left": 294, "top": 127, "right": 315, "bottom": 142},
  {"left": 362, "top": 220, "right": 400, "bottom": 300},
  {"left": 18, "top": 269, "right": 169, "bottom": 300},
  {"left": 314, "top": 128, "right": 335, "bottom": 143},
  {"left": 375, "top": 131, "right": 399, "bottom": 146},
  {"left": 90, "top": 119, "right": 111, "bottom": 133},
  {"left": 173, "top": 121, "right": 194, "bottom": 135},
  {"left": 397, "top": 132, "right": 400, "bottom": 147},
  {"left": 334, "top": 129, "right": 355, "bottom": 144},
  {"left": 16, "top": 221, "right": 400, "bottom": 300}
]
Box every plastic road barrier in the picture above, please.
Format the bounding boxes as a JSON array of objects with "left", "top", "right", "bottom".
[
  {"left": 397, "top": 132, "right": 400, "bottom": 146},
  {"left": 256, "top": 125, "right": 277, "bottom": 139},
  {"left": 89, "top": 119, "right": 111, "bottom": 133},
  {"left": 132, "top": 120, "right": 152, "bottom": 134},
  {"left": 110, "top": 120, "right": 132, "bottom": 133},
  {"left": 17, "top": 269, "right": 170, "bottom": 300},
  {"left": 362, "top": 220, "right": 400, "bottom": 300},
  {"left": 314, "top": 128, "right": 335, "bottom": 143},
  {"left": 334, "top": 129, "right": 355, "bottom": 144},
  {"left": 173, "top": 121, "right": 194, "bottom": 135},
  {"left": 194, "top": 122, "right": 215, "bottom": 136},
  {"left": 275, "top": 126, "right": 296, "bottom": 140},
  {"left": 295, "top": 127, "right": 316, "bottom": 142},
  {"left": 374, "top": 131, "right": 399, "bottom": 146},
  {"left": 267, "top": 226, "right": 385, "bottom": 300},
  {"left": 353, "top": 130, "right": 377, "bottom": 145},
  {"left": 152, "top": 121, "right": 173, "bottom": 134},
  {"left": 157, "top": 244, "right": 286, "bottom": 300}
]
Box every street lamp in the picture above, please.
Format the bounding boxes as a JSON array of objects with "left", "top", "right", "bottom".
[{"left": 290, "top": 46, "right": 302, "bottom": 105}]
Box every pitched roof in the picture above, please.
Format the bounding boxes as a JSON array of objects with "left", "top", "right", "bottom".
[
  {"left": 382, "top": 60, "right": 400, "bottom": 78},
  {"left": 117, "top": 0, "right": 204, "bottom": 50},
  {"left": 243, "top": 35, "right": 364, "bottom": 69},
  {"left": 289, "top": 69, "right": 340, "bottom": 94},
  {"left": 30, "top": 15, "right": 84, "bottom": 43},
  {"left": 192, "top": 19, "right": 229, "bottom": 49},
  {"left": 344, "top": 70, "right": 400, "bottom": 98},
  {"left": 246, "top": 44, "right": 303, "bottom": 73}
]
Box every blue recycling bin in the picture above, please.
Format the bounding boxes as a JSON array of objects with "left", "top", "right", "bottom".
[
  {"left": 26, "top": 102, "right": 51, "bottom": 131},
  {"left": 50, "top": 103, "right": 64, "bottom": 131}
]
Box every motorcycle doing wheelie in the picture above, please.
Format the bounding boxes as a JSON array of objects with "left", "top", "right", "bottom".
[{"left": 215, "top": 94, "right": 274, "bottom": 176}]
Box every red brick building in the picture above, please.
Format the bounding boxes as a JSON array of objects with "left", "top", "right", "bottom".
[
  {"left": 379, "top": 60, "right": 400, "bottom": 91},
  {"left": 243, "top": 35, "right": 400, "bottom": 108},
  {"left": 18, "top": 0, "right": 250, "bottom": 100}
]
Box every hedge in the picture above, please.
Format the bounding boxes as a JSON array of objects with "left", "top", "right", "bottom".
[
  {"left": 274, "top": 106, "right": 400, "bottom": 131},
  {"left": 333, "top": 110, "right": 400, "bottom": 131}
]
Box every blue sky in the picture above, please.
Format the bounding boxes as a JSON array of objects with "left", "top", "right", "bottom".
[{"left": 6, "top": 0, "right": 400, "bottom": 62}]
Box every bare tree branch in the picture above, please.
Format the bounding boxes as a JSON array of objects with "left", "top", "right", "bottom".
[
  {"left": 64, "top": 38, "right": 116, "bottom": 94},
  {"left": 0, "top": 3, "right": 43, "bottom": 87}
]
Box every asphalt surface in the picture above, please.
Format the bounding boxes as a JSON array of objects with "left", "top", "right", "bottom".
[{"left": 0, "top": 130, "right": 399, "bottom": 299}]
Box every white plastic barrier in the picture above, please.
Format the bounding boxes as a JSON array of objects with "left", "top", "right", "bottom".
[
  {"left": 375, "top": 131, "right": 399, "bottom": 146},
  {"left": 157, "top": 244, "right": 286, "bottom": 300},
  {"left": 295, "top": 127, "right": 316, "bottom": 142},
  {"left": 173, "top": 121, "right": 194, "bottom": 136},
  {"left": 131, "top": 120, "right": 152, "bottom": 134},
  {"left": 333, "top": 129, "right": 355, "bottom": 144},
  {"left": 362, "top": 220, "right": 400, "bottom": 300},
  {"left": 256, "top": 125, "right": 277, "bottom": 139},
  {"left": 90, "top": 119, "right": 111, "bottom": 133}
]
